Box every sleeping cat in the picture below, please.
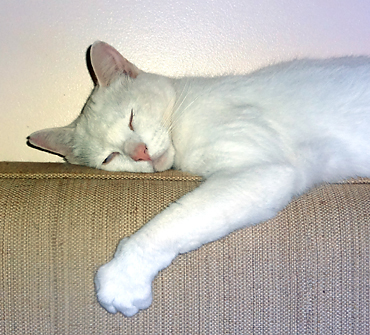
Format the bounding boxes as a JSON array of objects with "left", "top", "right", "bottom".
[{"left": 28, "top": 41, "right": 370, "bottom": 317}]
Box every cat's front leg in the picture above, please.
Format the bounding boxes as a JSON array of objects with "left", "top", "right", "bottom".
[{"left": 95, "top": 164, "right": 301, "bottom": 316}]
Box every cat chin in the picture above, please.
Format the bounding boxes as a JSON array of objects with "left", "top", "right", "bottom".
[{"left": 151, "top": 149, "right": 174, "bottom": 172}]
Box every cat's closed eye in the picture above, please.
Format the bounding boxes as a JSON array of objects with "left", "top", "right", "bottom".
[
  {"left": 102, "top": 152, "right": 120, "bottom": 165},
  {"left": 129, "top": 109, "right": 134, "bottom": 131}
]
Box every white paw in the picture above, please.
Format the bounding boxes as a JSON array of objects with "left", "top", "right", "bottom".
[{"left": 94, "top": 238, "right": 154, "bottom": 317}]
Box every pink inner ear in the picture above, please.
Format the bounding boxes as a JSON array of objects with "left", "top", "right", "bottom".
[{"left": 90, "top": 41, "right": 140, "bottom": 86}]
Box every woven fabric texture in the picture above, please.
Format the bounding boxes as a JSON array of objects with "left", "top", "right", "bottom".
[{"left": 1, "top": 162, "right": 370, "bottom": 334}]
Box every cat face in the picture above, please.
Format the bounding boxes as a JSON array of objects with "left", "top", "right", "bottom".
[{"left": 28, "top": 41, "right": 176, "bottom": 172}]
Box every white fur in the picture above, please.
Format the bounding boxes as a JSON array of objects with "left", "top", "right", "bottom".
[{"left": 28, "top": 42, "right": 370, "bottom": 316}]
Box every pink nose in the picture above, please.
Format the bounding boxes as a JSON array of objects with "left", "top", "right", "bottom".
[{"left": 131, "top": 143, "right": 151, "bottom": 161}]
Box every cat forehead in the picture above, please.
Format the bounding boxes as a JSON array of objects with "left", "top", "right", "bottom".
[
  {"left": 81, "top": 73, "right": 175, "bottom": 121},
  {"left": 85, "top": 75, "right": 150, "bottom": 110}
]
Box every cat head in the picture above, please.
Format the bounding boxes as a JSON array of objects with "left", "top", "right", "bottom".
[{"left": 28, "top": 41, "right": 176, "bottom": 172}]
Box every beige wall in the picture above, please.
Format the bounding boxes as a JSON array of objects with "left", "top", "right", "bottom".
[{"left": 1, "top": 0, "right": 370, "bottom": 162}]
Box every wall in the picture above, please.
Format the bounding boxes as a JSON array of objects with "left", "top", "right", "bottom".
[{"left": 1, "top": 0, "right": 370, "bottom": 162}]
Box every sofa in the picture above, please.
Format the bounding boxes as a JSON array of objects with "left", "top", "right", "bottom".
[{"left": 1, "top": 161, "right": 369, "bottom": 334}]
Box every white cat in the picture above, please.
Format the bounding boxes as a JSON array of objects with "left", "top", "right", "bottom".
[{"left": 28, "top": 41, "right": 370, "bottom": 316}]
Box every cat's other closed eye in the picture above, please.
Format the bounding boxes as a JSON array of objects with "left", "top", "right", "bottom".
[{"left": 102, "top": 152, "right": 120, "bottom": 165}]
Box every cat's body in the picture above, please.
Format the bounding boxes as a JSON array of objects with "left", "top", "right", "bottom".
[
  {"left": 173, "top": 60, "right": 370, "bottom": 182},
  {"left": 28, "top": 41, "right": 370, "bottom": 316}
]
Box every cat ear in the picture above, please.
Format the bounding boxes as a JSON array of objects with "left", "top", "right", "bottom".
[
  {"left": 27, "top": 127, "right": 74, "bottom": 158},
  {"left": 90, "top": 41, "right": 141, "bottom": 86}
]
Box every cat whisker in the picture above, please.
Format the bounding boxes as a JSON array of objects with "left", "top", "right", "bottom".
[
  {"left": 172, "top": 78, "right": 191, "bottom": 114},
  {"left": 161, "top": 79, "right": 191, "bottom": 132},
  {"left": 162, "top": 78, "right": 205, "bottom": 134},
  {"left": 169, "top": 95, "right": 201, "bottom": 132}
]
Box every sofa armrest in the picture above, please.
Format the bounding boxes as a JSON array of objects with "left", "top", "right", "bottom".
[{"left": 1, "top": 162, "right": 369, "bottom": 334}]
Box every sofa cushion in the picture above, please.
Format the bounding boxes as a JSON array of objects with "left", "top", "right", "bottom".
[{"left": 1, "top": 162, "right": 369, "bottom": 334}]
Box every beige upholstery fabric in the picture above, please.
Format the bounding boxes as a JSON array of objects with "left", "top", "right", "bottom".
[{"left": 1, "top": 162, "right": 369, "bottom": 334}]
